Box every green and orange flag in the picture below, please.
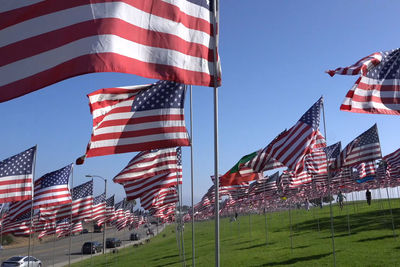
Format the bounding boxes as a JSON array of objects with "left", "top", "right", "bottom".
[{"left": 220, "top": 151, "right": 262, "bottom": 186}]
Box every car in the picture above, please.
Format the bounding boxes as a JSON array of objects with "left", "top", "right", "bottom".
[
  {"left": 130, "top": 233, "right": 140, "bottom": 241},
  {"left": 106, "top": 238, "right": 121, "bottom": 248},
  {"left": 81, "top": 241, "right": 102, "bottom": 254},
  {"left": 1, "top": 256, "right": 42, "bottom": 267}
]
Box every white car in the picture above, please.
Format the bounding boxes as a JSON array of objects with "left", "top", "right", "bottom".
[{"left": 1, "top": 256, "right": 42, "bottom": 267}]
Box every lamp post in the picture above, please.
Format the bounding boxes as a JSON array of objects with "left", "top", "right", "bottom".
[{"left": 85, "top": 175, "right": 107, "bottom": 254}]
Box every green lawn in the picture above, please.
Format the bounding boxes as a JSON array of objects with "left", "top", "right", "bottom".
[{"left": 72, "top": 198, "right": 400, "bottom": 266}]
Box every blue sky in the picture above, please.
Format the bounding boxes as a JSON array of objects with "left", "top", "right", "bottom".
[{"left": 1, "top": 1, "right": 400, "bottom": 205}]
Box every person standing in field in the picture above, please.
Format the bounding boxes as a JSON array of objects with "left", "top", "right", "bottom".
[
  {"left": 366, "top": 189, "right": 372, "bottom": 206},
  {"left": 305, "top": 198, "right": 310, "bottom": 211},
  {"left": 336, "top": 191, "right": 346, "bottom": 210}
]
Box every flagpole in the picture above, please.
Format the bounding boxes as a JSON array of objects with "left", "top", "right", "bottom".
[
  {"left": 322, "top": 100, "right": 336, "bottom": 267},
  {"left": 263, "top": 183, "right": 268, "bottom": 246},
  {"left": 27, "top": 145, "right": 37, "bottom": 267},
  {"left": 90, "top": 178, "right": 94, "bottom": 266},
  {"left": 288, "top": 201, "right": 293, "bottom": 251},
  {"left": 68, "top": 164, "right": 74, "bottom": 267},
  {"left": 189, "top": 84, "right": 196, "bottom": 266},
  {"left": 211, "top": 0, "right": 220, "bottom": 265}
]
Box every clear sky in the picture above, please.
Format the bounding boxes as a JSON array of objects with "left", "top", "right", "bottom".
[{"left": 1, "top": 1, "right": 400, "bottom": 206}]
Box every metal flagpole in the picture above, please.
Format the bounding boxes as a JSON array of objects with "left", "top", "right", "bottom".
[
  {"left": 68, "top": 164, "right": 74, "bottom": 267},
  {"left": 27, "top": 145, "right": 38, "bottom": 267},
  {"left": 211, "top": 0, "right": 220, "bottom": 265},
  {"left": 263, "top": 183, "right": 268, "bottom": 246},
  {"left": 189, "top": 84, "right": 196, "bottom": 267},
  {"left": 386, "top": 186, "right": 397, "bottom": 238},
  {"left": 175, "top": 177, "right": 182, "bottom": 263},
  {"left": 288, "top": 202, "right": 293, "bottom": 251},
  {"left": 322, "top": 100, "right": 336, "bottom": 267},
  {"left": 179, "top": 183, "right": 186, "bottom": 265}
]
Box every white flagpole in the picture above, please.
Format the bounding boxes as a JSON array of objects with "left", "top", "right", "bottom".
[
  {"left": 68, "top": 164, "right": 74, "bottom": 267},
  {"left": 189, "top": 84, "right": 196, "bottom": 267},
  {"left": 211, "top": 0, "right": 220, "bottom": 265},
  {"left": 27, "top": 145, "right": 37, "bottom": 267},
  {"left": 322, "top": 100, "right": 336, "bottom": 267}
]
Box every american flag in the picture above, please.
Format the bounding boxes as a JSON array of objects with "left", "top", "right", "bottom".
[
  {"left": 264, "top": 97, "right": 324, "bottom": 171},
  {"left": 92, "top": 193, "right": 106, "bottom": 226},
  {"left": 0, "top": 147, "right": 36, "bottom": 203},
  {"left": 33, "top": 164, "right": 72, "bottom": 209},
  {"left": 71, "top": 221, "right": 83, "bottom": 234},
  {"left": 56, "top": 219, "right": 70, "bottom": 237},
  {"left": 356, "top": 161, "right": 376, "bottom": 179},
  {"left": 123, "top": 172, "right": 181, "bottom": 201},
  {"left": 105, "top": 195, "right": 115, "bottom": 222},
  {"left": 113, "top": 148, "right": 178, "bottom": 183},
  {"left": 141, "top": 187, "right": 179, "bottom": 211},
  {"left": 39, "top": 180, "right": 93, "bottom": 222},
  {"left": 0, "top": 0, "right": 220, "bottom": 103},
  {"left": 327, "top": 48, "right": 400, "bottom": 115},
  {"left": 324, "top": 142, "right": 341, "bottom": 169},
  {"left": 83, "top": 82, "right": 190, "bottom": 158},
  {"left": 244, "top": 130, "right": 286, "bottom": 172},
  {"left": 2, "top": 213, "right": 32, "bottom": 236},
  {"left": 338, "top": 124, "right": 382, "bottom": 167},
  {"left": 382, "top": 148, "right": 400, "bottom": 180},
  {"left": 7, "top": 200, "right": 31, "bottom": 221},
  {"left": 71, "top": 181, "right": 93, "bottom": 222}
]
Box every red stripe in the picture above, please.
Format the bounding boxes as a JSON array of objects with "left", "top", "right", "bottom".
[
  {"left": 87, "top": 138, "right": 189, "bottom": 157},
  {"left": 1, "top": 18, "right": 214, "bottom": 67},
  {"left": 0, "top": 178, "right": 32, "bottom": 186},
  {"left": 0, "top": 187, "right": 32, "bottom": 194},
  {"left": 0, "top": 53, "right": 214, "bottom": 103},
  {"left": 118, "top": 160, "right": 177, "bottom": 176},
  {"left": 0, "top": 195, "right": 31, "bottom": 204},
  {"left": 34, "top": 188, "right": 69, "bottom": 197}
]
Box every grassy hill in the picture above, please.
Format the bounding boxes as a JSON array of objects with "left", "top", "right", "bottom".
[{"left": 72, "top": 198, "right": 400, "bottom": 266}]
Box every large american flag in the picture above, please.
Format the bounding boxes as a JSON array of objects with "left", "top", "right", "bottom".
[
  {"left": 327, "top": 48, "right": 400, "bottom": 115},
  {"left": 113, "top": 148, "right": 178, "bottom": 183},
  {"left": 33, "top": 164, "right": 72, "bottom": 209},
  {"left": 0, "top": 147, "right": 36, "bottom": 203},
  {"left": 338, "top": 124, "right": 382, "bottom": 167},
  {"left": 0, "top": 0, "right": 220, "bottom": 103},
  {"left": 7, "top": 200, "right": 31, "bottom": 221},
  {"left": 84, "top": 82, "right": 190, "bottom": 158},
  {"left": 265, "top": 97, "right": 323, "bottom": 170}
]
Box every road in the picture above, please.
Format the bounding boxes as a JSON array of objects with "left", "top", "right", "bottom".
[{"left": 0, "top": 224, "right": 163, "bottom": 267}]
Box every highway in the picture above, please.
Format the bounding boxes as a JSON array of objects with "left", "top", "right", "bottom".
[{"left": 0, "top": 224, "right": 162, "bottom": 267}]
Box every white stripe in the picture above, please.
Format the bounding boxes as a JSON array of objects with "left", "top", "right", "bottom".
[
  {"left": 96, "top": 107, "right": 184, "bottom": 124},
  {"left": 90, "top": 132, "right": 188, "bottom": 149},
  {"left": 0, "top": 34, "right": 215, "bottom": 87},
  {"left": 162, "top": 0, "right": 212, "bottom": 22},
  {"left": 1, "top": 2, "right": 213, "bottom": 49}
]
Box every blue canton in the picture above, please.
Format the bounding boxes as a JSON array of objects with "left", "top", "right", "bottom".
[
  {"left": 93, "top": 193, "right": 106, "bottom": 205},
  {"left": 106, "top": 195, "right": 115, "bottom": 207},
  {"left": 41, "top": 164, "right": 72, "bottom": 189},
  {"left": 367, "top": 49, "right": 400, "bottom": 80},
  {"left": 353, "top": 124, "right": 379, "bottom": 147},
  {"left": 72, "top": 180, "right": 93, "bottom": 200},
  {"left": 187, "top": 0, "right": 211, "bottom": 10},
  {"left": 176, "top": 147, "right": 182, "bottom": 166},
  {"left": 0, "top": 147, "right": 35, "bottom": 177},
  {"left": 324, "top": 142, "right": 341, "bottom": 160},
  {"left": 131, "top": 81, "right": 185, "bottom": 112},
  {"left": 299, "top": 97, "right": 322, "bottom": 130}
]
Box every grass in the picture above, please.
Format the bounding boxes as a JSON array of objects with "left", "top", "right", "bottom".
[{"left": 72, "top": 198, "right": 400, "bottom": 266}]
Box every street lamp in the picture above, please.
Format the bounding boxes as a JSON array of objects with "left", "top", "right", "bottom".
[{"left": 85, "top": 174, "right": 107, "bottom": 254}]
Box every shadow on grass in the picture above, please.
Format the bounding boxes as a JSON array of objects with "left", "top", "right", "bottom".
[
  {"left": 320, "top": 232, "right": 354, "bottom": 239},
  {"left": 151, "top": 254, "right": 179, "bottom": 261},
  {"left": 238, "top": 242, "right": 276, "bottom": 250},
  {"left": 294, "top": 245, "right": 309, "bottom": 249},
  {"left": 253, "top": 252, "right": 332, "bottom": 266},
  {"left": 357, "top": 235, "right": 397, "bottom": 242},
  {"left": 296, "top": 206, "right": 400, "bottom": 236}
]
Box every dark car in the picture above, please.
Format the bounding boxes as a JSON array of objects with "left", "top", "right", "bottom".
[
  {"left": 130, "top": 233, "right": 140, "bottom": 241},
  {"left": 81, "top": 241, "right": 102, "bottom": 254},
  {"left": 93, "top": 224, "right": 102, "bottom": 233},
  {"left": 106, "top": 238, "right": 121, "bottom": 248}
]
